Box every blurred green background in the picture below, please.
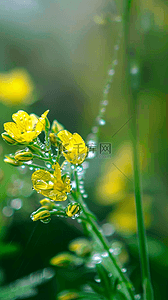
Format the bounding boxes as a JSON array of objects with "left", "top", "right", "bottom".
[{"left": 0, "top": 0, "right": 168, "bottom": 299}]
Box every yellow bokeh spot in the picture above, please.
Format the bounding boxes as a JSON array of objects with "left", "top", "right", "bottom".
[
  {"left": 108, "top": 194, "right": 152, "bottom": 235},
  {"left": 0, "top": 68, "right": 35, "bottom": 105}
]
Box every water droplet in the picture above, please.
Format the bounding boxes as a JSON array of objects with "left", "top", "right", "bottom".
[
  {"left": 21, "top": 165, "right": 25, "bottom": 169},
  {"left": 98, "top": 119, "right": 106, "bottom": 126},
  {"left": 108, "top": 273, "right": 112, "bottom": 277},
  {"left": 94, "top": 277, "right": 101, "bottom": 283},
  {"left": 46, "top": 163, "right": 51, "bottom": 169},
  {"left": 109, "top": 248, "right": 114, "bottom": 253},
  {"left": 29, "top": 167, "right": 34, "bottom": 171},
  {"left": 77, "top": 218, "right": 82, "bottom": 223},
  {"left": 121, "top": 268, "right": 127, "bottom": 273},
  {"left": 86, "top": 262, "right": 95, "bottom": 269},
  {"left": 101, "top": 251, "right": 109, "bottom": 258},
  {"left": 92, "top": 253, "right": 102, "bottom": 264},
  {"left": 114, "top": 45, "right": 119, "bottom": 50},
  {"left": 102, "top": 100, "right": 108, "bottom": 106},
  {"left": 83, "top": 194, "right": 88, "bottom": 198},
  {"left": 80, "top": 189, "right": 85, "bottom": 194},
  {"left": 77, "top": 166, "right": 83, "bottom": 172},
  {"left": 134, "top": 295, "right": 141, "bottom": 300},
  {"left": 130, "top": 66, "right": 139, "bottom": 74},
  {"left": 100, "top": 107, "right": 106, "bottom": 113},
  {"left": 71, "top": 165, "right": 75, "bottom": 170},
  {"left": 113, "top": 59, "right": 118, "bottom": 65},
  {"left": 114, "top": 15, "right": 122, "bottom": 22},
  {"left": 40, "top": 217, "right": 51, "bottom": 224},
  {"left": 45, "top": 153, "right": 49, "bottom": 157},
  {"left": 108, "top": 69, "right": 115, "bottom": 76},
  {"left": 92, "top": 126, "right": 98, "bottom": 133}
]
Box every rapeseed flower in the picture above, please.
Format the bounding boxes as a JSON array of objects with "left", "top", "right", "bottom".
[
  {"left": 31, "top": 162, "right": 71, "bottom": 201},
  {"left": 2, "top": 110, "right": 49, "bottom": 144},
  {"left": 57, "top": 130, "right": 88, "bottom": 165},
  {"left": 0, "top": 68, "right": 35, "bottom": 106}
]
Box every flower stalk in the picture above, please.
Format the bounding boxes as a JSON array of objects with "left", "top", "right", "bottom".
[{"left": 74, "top": 169, "right": 134, "bottom": 300}]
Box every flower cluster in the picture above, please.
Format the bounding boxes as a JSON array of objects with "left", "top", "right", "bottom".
[{"left": 2, "top": 110, "right": 88, "bottom": 223}]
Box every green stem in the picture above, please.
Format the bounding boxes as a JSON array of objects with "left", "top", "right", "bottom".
[
  {"left": 123, "top": 0, "right": 154, "bottom": 299},
  {"left": 132, "top": 116, "right": 153, "bottom": 300},
  {"left": 74, "top": 169, "right": 134, "bottom": 300}
]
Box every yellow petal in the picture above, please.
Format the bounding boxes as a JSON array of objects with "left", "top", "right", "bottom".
[
  {"left": 4, "top": 122, "right": 21, "bottom": 142},
  {"left": 30, "top": 113, "right": 39, "bottom": 129},
  {"left": 35, "top": 110, "right": 49, "bottom": 135},
  {"left": 57, "top": 130, "right": 72, "bottom": 145},
  {"left": 12, "top": 110, "right": 31, "bottom": 132},
  {"left": 34, "top": 179, "right": 54, "bottom": 190},
  {"left": 32, "top": 169, "right": 54, "bottom": 183},
  {"left": 53, "top": 162, "right": 61, "bottom": 181}
]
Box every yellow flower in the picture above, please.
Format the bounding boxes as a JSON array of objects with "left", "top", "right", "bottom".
[
  {"left": 51, "top": 120, "right": 64, "bottom": 134},
  {"left": 107, "top": 194, "right": 152, "bottom": 235},
  {"left": 31, "top": 162, "right": 71, "bottom": 201},
  {"left": 2, "top": 110, "right": 49, "bottom": 144},
  {"left": 57, "top": 130, "right": 88, "bottom": 165},
  {"left": 0, "top": 68, "right": 35, "bottom": 105}
]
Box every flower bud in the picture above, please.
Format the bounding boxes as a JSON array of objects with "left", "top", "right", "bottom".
[
  {"left": 14, "top": 150, "right": 33, "bottom": 162},
  {"left": 30, "top": 209, "right": 50, "bottom": 221},
  {"left": 51, "top": 120, "right": 64, "bottom": 134},
  {"left": 4, "top": 156, "right": 21, "bottom": 166},
  {"left": 49, "top": 133, "right": 58, "bottom": 146},
  {"left": 40, "top": 198, "right": 54, "bottom": 210},
  {"left": 50, "top": 252, "right": 83, "bottom": 267},
  {"left": 1, "top": 132, "right": 17, "bottom": 145},
  {"left": 66, "top": 203, "right": 81, "bottom": 218}
]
